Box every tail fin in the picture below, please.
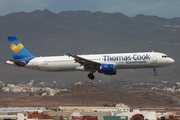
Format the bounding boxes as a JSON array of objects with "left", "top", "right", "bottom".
[{"left": 7, "top": 36, "right": 35, "bottom": 60}]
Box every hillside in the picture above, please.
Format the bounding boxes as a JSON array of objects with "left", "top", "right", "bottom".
[
  {"left": 0, "top": 84, "right": 179, "bottom": 109},
  {"left": 0, "top": 9, "right": 179, "bottom": 85}
]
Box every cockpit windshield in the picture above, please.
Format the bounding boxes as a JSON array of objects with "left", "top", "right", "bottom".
[{"left": 162, "top": 55, "right": 167, "bottom": 58}]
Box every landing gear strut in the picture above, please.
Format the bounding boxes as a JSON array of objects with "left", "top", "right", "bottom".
[
  {"left": 153, "top": 68, "right": 158, "bottom": 76},
  {"left": 88, "top": 72, "right": 95, "bottom": 80}
]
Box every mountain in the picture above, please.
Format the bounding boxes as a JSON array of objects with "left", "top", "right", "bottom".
[{"left": 0, "top": 9, "right": 179, "bottom": 85}]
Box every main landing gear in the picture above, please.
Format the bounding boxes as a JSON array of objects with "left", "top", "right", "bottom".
[
  {"left": 88, "top": 72, "right": 95, "bottom": 80},
  {"left": 153, "top": 68, "right": 158, "bottom": 76}
]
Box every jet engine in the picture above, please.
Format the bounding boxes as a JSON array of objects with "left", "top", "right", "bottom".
[{"left": 99, "top": 64, "right": 117, "bottom": 75}]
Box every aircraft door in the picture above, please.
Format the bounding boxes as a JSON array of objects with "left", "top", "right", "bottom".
[
  {"left": 152, "top": 52, "right": 157, "bottom": 64},
  {"left": 33, "top": 59, "right": 38, "bottom": 67}
]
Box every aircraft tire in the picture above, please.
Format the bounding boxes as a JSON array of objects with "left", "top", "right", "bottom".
[
  {"left": 88, "top": 73, "right": 95, "bottom": 80},
  {"left": 154, "top": 72, "right": 158, "bottom": 76}
]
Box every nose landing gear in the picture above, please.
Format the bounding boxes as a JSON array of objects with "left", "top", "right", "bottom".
[{"left": 153, "top": 68, "right": 158, "bottom": 76}]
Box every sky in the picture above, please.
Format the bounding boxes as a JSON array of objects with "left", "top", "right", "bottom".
[{"left": 0, "top": 0, "right": 180, "bottom": 18}]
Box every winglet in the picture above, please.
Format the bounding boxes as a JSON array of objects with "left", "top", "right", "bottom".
[{"left": 67, "top": 53, "right": 72, "bottom": 57}]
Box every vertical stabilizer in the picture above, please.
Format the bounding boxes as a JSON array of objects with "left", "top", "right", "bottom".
[{"left": 7, "top": 36, "right": 35, "bottom": 60}]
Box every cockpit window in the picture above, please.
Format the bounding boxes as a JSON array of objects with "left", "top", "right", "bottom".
[{"left": 162, "top": 55, "right": 167, "bottom": 58}]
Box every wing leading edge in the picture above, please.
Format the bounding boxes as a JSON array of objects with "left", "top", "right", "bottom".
[
  {"left": 67, "top": 53, "right": 101, "bottom": 71},
  {"left": 68, "top": 54, "right": 101, "bottom": 71}
]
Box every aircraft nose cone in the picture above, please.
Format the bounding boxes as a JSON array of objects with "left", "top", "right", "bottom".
[{"left": 169, "top": 58, "right": 175, "bottom": 64}]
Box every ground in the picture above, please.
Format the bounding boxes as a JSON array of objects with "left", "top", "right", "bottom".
[{"left": 0, "top": 84, "right": 179, "bottom": 111}]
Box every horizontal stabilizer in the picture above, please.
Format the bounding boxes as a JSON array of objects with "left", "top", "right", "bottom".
[{"left": 6, "top": 59, "right": 26, "bottom": 66}]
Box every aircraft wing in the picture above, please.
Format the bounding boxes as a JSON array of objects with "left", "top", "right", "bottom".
[{"left": 68, "top": 53, "right": 100, "bottom": 71}]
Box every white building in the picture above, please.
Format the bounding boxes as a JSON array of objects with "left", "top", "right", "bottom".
[
  {"left": 115, "top": 109, "right": 156, "bottom": 120},
  {"left": 57, "top": 103, "right": 130, "bottom": 115},
  {"left": 17, "top": 112, "right": 28, "bottom": 120}
]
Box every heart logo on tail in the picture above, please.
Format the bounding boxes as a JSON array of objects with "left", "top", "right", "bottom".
[{"left": 10, "top": 43, "right": 24, "bottom": 54}]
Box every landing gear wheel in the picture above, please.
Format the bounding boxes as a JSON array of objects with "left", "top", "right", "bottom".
[
  {"left": 154, "top": 72, "right": 158, "bottom": 76},
  {"left": 88, "top": 73, "right": 95, "bottom": 80},
  {"left": 153, "top": 68, "right": 158, "bottom": 76}
]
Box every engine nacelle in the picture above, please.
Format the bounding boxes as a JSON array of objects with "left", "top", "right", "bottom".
[
  {"left": 99, "top": 64, "right": 117, "bottom": 75},
  {"left": 104, "top": 71, "right": 117, "bottom": 75}
]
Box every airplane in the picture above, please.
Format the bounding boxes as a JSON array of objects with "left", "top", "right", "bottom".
[{"left": 6, "top": 36, "right": 175, "bottom": 80}]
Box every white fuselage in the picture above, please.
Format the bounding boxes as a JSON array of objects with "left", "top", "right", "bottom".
[{"left": 6, "top": 52, "right": 174, "bottom": 72}]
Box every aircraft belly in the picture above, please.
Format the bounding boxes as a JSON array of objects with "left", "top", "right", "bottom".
[{"left": 38, "top": 62, "right": 79, "bottom": 71}]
